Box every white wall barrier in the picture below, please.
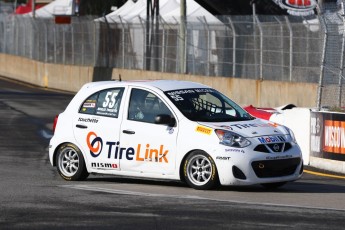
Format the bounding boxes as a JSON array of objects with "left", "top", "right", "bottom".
[{"left": 264, "top": 108, "right": 345, "bottom": 174}]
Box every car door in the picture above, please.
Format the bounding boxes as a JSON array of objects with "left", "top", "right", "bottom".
[
  {"left": 119, "top": 87, "right": 178, "bottom": 175},
  {"left": 73, "top": 87, "right": 125, "bottom": 172}
]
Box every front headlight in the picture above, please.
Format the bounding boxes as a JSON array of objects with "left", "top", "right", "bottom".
[
  {"left": 285, "top": 127, "right": 297, "bottom": 143},
  {"left": 215, "top": 130, "right": 251, "bottom": 148}
]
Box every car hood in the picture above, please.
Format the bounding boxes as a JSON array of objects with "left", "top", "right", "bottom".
[{"left": 198, "top": 118, "right": 288, "bottom": 138}]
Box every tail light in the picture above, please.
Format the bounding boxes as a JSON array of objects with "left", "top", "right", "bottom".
[{"left": 53, "top": 115, "right": 59, "bottom": 133}]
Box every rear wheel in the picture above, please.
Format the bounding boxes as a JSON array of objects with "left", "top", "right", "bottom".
[
  {"left": 56, "top": 143, "right": 89, "bottom": 181},
  {"left": 183, "top": 151, "right": 219, "bottom": 190}
]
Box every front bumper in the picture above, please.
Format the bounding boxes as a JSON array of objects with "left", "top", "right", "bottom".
[{"left": 214, "top": 143, "right": 303, "bottom": 186}]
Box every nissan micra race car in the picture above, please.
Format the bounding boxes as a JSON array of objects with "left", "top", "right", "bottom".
[{"left": 49, "top": 80, "right": 303, "bottom": 190}]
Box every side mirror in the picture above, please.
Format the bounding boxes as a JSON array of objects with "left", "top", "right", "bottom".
[{"left": 155, "top": 114, "right": 176, "bottom": 127}]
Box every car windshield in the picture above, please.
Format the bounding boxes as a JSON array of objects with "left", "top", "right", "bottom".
[{"left": 165, "top": 88, "right": 254, "bottom": 122}]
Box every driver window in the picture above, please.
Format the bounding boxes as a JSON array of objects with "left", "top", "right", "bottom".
[{"left": 128, "top": 88, "right": 173, "bottom": 123}]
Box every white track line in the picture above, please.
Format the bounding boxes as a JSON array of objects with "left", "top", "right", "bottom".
[{"left": 60, "top": 184, "right": 345, "bottom": 212}]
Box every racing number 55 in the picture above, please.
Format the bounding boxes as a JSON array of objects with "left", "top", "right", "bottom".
[{"left": 103, "top": 91, "right": 117, "bottom": 108}]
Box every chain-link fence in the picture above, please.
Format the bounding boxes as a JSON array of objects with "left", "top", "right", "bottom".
[
  {"left": 317, "top": 1, "right": 345, "bottom": 108},
  {"left": 0, "top": 12, "right": 330, "bottom": 103}
]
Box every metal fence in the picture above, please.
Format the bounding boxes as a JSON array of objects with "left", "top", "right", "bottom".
[
  {"left": 0, "top": 12, "right": 340, "bottom": 107},
  {"left": 317, "top": 1, "right": 345, "bottom": 108}
]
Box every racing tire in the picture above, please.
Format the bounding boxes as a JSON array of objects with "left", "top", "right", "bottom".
[
  {"left": 261, "top": 182, "right": 286, "bottom": 190},
  {"left": 183, "top": 151, "right": 219, "bottom": 190},
  {"left": 56, "top": 143, "right": 89, "bottom": 181}
]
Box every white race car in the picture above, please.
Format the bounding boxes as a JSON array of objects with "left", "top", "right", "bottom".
[{"left": 49, "top": 80, "right": 303, "bottom": 190}]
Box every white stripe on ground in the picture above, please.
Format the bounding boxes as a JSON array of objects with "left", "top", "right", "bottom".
[{"left": 60, "top": 184, "right": 345, "bottom": 212}]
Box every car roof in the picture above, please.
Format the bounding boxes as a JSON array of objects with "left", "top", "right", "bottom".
[{"left": 82, "top": 80, "right": 210, "bottom": 92}]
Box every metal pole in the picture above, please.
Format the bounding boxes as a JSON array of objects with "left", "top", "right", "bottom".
[
  {"left": 154, "top": 0, "right": 159, "bottom": 71},
  {"left": 203, "top": 17, "right": 211, "bottom": 76},
  {"left": 180, "top": 0, "right": 186, "bottom": 74},
  {"left": 285, "top": 16, "right": 293, "bottom": 82},
  {"left": 32, "top": 0, "right": 36, "bottom": 18},
  {"left": 15, "top": 17, "right": 19, "bottom": 55},
  {"left": 93, "top": 22, "right": 97, "bottom": 66},
  {"left": 120, "top": 18, "right": 125, "bottom": 68},
  {"left": 81, "top": 22, "right": 84, "bottom": 65},
  {"left": 161, "top": 18, "right": 166, "bottom": 72},
  {"left": 54, "top": 25, "right": 57, "bottom": 63},
  {"left": 317, "top": 16, "right": 327, "bottom": 110},
  {"left": 274, "top": 16, "right": 284, "bottom": 80},
  {"left": 228, "top": 17, "right": 236, "bottom": 77},
  {"left": 44, "top": 22, "right": 48, "bottom": 62},
  {"left": 145, "top": 0, "right": 152, "bottom": 70},
  {"left": 63, "top": 27, "right": 66, "bottom": 64},
  {"left": 139, "top": 17, "right": 146, "bottom": 69},
  {"left": 252, "top": 2, "right": 257, "bottom": 79},
  {"left": 255, "top": 16, "right": 263, "bottom": 80},
  {"left": 71, "top": 26, "right": 75, "bottom": 65}
]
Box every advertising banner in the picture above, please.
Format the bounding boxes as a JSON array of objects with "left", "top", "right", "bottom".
[{"left": 311, "top": 111, "right": 345, "bottom": 161}]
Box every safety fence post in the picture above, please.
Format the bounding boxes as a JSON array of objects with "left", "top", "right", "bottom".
[
  {"left": 285, "top": 16, "right": 293, "bottom": 82},
  {"left": 255, "top": 16, "right": 263, "bottom": 80},
  {"left": 317, "top": 16, "right": 327, "bottom": 110},
  {"left": 228, "top": 17, "right": 236, "bottom": 77}
]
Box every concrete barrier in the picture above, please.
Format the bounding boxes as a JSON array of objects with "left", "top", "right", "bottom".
[{"left": 0, "top": 53, "right": 318, "bottom": 107}]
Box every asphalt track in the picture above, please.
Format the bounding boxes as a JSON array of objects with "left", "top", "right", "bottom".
[{"left": 0, "top": 76, "right": 345, "bottom": 229}]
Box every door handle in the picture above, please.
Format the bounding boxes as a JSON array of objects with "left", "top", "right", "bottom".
[
  {"left": 76, "top": 124, "right": 88, "bottom": 129},
  {"left": 122, "top": 130, "right": 135, "bottom": 134}
]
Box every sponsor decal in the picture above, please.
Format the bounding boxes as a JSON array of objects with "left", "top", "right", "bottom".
[
  {"left": 216, "top": 156, "right": 231, "bottom": 160},
  {"left": 258, "top": 135, "right": 286, "bottom": 144},
  {"left": 323, "top": 120, "right": 345, "bottom": 154},
  {"left": 86, "top": 131, "right": 169, "bottom": 163},
  {"left": 196, "top": 125, "right": 212, "bottom": 135},
  {"left": 78, "top": 117, "right": 99, "bottom": 123},
  {"left": 310, "top": 116, "right": 321, "bottom": 152},
  {"left": 87, "top": 132, "right": 103, "bottom": 157},
  {"left": 166, "top": 88, "right": 215, "bottom": 101},
  {"left": 225, "top": 149, "right": 245, "bottom": 153},
  {"left": 273, "top": 0, "right": 317, "bottom": 16},
  {"left": 215, "top": 125, "right": 233, "bottom": 131},
  {"left": 168, "top": 127, "right": 175, "bottom": 134},
  {"left": 229, "top": 122, "right": 279, "bottom": 130},
  {"left": 266, "top": 155, "right": 293, "bottom": 160},
  {"left": 91, "top": 162, "right": 118, "bottom": 169},
  {"left": 83, "top": 102, "right": 96, "bottom": 108}
]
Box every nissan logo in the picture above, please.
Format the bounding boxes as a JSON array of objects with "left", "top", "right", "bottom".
[{"left": 273, "top": 144, "right": 280, "bottom": 152}]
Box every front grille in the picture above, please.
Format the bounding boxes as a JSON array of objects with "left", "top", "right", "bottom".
[
  {"left": 267, "top": 143, "right": 284, "bottom": 152},
  {"left": 254, "top": 143, "right": 292, "bottom": 153},
  {"left": 251, "top": 158, "right": 301, "bottom": 178}
]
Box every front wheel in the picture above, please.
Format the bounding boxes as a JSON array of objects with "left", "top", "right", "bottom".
[
  {"left": 56, "top": 143, "right": 89, "bottom": 181},
  {"left": 183, "top": 151, "right": 219, "bottom": 190}
]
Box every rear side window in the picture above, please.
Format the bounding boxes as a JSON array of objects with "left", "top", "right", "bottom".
[{"left": 79, "top": 88, "right": 124, "bottom": 118}]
